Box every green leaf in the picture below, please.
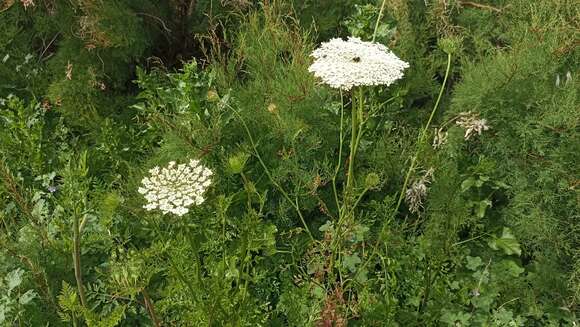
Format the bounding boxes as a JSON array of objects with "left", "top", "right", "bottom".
[
  {"left": 355, "top": 267, "right": 368, "bottom": 283},
  {"left": 318, "top": 220, "right": 334, "bottom": 233},
  {"left": 461, "top": 177, "right": 477, "bottom": 192},
  {"left": 466, "top": 256, "right": 483, "bottom": 271},
  {"left": 19, "top": 289, "right": 37, "bottom": 305},
  {"left": 307, "top": 260, "right": 324, "bottom": 275},
  {"left": 441, "top": 310, "right": 471, "bottom": 326},
  {"left": 351, "top": 224, "right": 369, "bottom": 243},
  {"left": 476, "top": 200, "right": 492, "bottom": 218},
  {"left": 341, "top": 253, "right": 362, "bottom": 273},
  {"left": 497, "top": 260, "right": 525, "bottom": 277},
  {"left": 312, "top": 285, "right": 325, "bottom": 299},
  {"left": 488, "top": 228, "right": 522, "bottom": 256},
  {"left": 6, "top": 268, "right": 23, "bottom": 292}
]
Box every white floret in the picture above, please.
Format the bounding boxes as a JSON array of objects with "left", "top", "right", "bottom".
[{"left": 138, "top": 158, "right": 213, "bottom": 216}]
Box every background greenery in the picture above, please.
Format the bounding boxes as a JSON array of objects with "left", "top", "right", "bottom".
[{"left": 0, "top": 0, "right": 578, "bottom": 325}]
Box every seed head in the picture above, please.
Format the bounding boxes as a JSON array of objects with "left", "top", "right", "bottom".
[
  {"left": 405, "top": 168, "right": 435, "bottom": 214},
  {"left": 456, "top": 112, "right": 490, "bottom": 140}
]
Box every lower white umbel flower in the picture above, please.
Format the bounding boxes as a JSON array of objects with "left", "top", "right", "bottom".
[
  {"left": 138, "top": 159, "right": 213, "bottom": 216},
  {"left": 308, "top": 37, "right": 409, "bottom": 91}
]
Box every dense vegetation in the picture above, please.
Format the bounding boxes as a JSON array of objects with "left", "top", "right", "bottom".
[{"left": 0, "top": 0, "right": 578, "bottom": 325}]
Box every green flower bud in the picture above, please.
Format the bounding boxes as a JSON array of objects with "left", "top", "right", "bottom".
[
  {"left": 207, "top": 89, "right": 220, "bottom": 102},
  {"left": 365, "top": 172, "right": 380, "bottom": 188},
  {"left": 228, "top": 152, "right": 250, "bottom": 174},
  {"left": 438, "top": 36, "right": 461, "bottom": 55}
]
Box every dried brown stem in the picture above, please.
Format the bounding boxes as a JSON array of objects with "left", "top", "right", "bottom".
[
  {"left": 142, "top": 289, "right": 162, "bottom": 327},
  {"left": 458, "top": 1, "right": 501, "bottom": 13}
]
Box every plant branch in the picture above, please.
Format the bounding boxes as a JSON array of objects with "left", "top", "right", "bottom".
[
  {"left": 458, "top": 1, "right": 501, "bottom": 13},
  {"left": 395, "top": 52, "right": 452, "bottom": 213},
  {"left": 72, "top": 211, "right": 87, "bottom": 308},
  {"left": 227, "top": 104, "right": 314, "bottom": 240},
  {"left": 346, "top": 87, "right": 364, "bottom": 201},
  {"left": 142, "top": 288, "right": 161, "bottom": 327}
]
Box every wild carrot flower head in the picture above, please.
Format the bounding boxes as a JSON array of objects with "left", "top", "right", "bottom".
[
  {"left": 138, "top": 159, "right": 213, "bottom": 216},
  {"left": 308, "top": 37, "right": 409, "bottom": 91}
]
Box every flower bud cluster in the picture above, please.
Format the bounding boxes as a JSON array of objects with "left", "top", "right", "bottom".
[{"left": 138, "top": 159, "right": 212, "bottom": 216}]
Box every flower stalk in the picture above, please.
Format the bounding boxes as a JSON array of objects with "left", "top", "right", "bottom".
[
  {"left": 395, "top": 52, "right": 452, "bottom": 212},
  {"left": 226, "top": 103, "right": 314, "bottom": 240},
  {"left": 72, "top": 210, "right": 87, "bottom": 308},
  {"left": 372, "top": 0, "right": 388, "bottom": 42},
  {"left": 352, "top": 52, "right": 453, "bottom": 287}
]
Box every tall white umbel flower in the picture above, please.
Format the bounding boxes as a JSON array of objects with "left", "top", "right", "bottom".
[
  {"left": 138, "top": 159, "right": 213, "bottom": 216},
  {"left": 308, "top": 37, "right": 409, "bottom": 90}
]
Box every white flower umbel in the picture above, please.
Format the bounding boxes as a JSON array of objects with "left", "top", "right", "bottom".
[
  {"left": 308, "top": 37, "right": 409, "bottom": 91},
  {"left": 138, "top": 159, "right": 213, "bottom": 216}
]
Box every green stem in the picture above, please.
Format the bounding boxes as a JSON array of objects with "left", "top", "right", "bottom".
[
  {"left": 329, "top": 88, "right": 367, "bottom": 285},
  {"left": 394, "top": 52, "right": 452, "bottom": 212},
  {"left": 332, "top": 90, "right": 346, "bottom": 217},
  {"left": 346, "top": 87, "right": 364, "bottom": 201},
  {"left": 185, "top": 227, "right": 204, "bottom": 285},
  {"left": 227, "top": 104, "right": 314, "bottom": 240},
  {"left": 346, "top": 91, "right": 358, "bottom": 195},
  {"left": 351, "top": 53, "right": 453, "bottom": 287},
  {"left": 353, "top": 87, "right": 365, "bottom": 159},
  {"left": 345, "top": 187, "right": 371, "bottom": 220},
  {"left": 168, "top": 254, "right": 197, "bottom": 303},
  {"left": 72, "top": 212, "right": 87, "bottom": 308},
  {"left": 151, "top": 217, "right": 197, "bottom": 305},
  {"left": 372, "top": 0, "right": 388, "bottom": 42},
  {"left": 142, "top": 289, "right": 161, "bottom": 327}
]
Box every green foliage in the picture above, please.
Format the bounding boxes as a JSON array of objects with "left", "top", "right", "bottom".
[
  {"left": 0, "top": 268, "right": 37, "bottom": 324},
  {"left": 0, "top": 0, "right": 578, "bottom": 325}
]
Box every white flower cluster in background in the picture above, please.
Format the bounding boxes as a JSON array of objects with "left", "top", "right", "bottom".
[
  {"left": 138, "top": 159, "right": 212, "bottom": 216},
  {"left": 456, "top": 112, "right": 490, "bottom": 140},
  {"left": 308, "top": 37, "right": 409, "bottom": 91}
]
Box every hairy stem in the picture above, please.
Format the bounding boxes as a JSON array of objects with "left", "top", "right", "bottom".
[{"left": 346, "top": 92, "right": 358, "bottom": 196}]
